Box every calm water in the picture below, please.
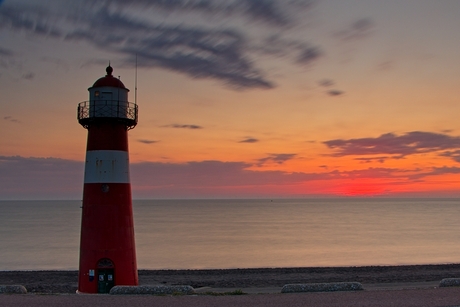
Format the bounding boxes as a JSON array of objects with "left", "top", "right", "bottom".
[{"left": 1, "top": 198, "right": 460, "bottom": 270}]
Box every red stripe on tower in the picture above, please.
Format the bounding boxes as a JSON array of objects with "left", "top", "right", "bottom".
[{"left": 77, "top": 65, "right": 138, "bottom": 294}]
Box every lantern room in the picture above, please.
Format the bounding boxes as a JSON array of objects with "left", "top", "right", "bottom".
[{"left": 77, "top": 65, "right": 138, "bottom": 129}]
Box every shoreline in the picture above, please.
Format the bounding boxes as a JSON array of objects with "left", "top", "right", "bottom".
[{"left": 2, "top": 263, "right": 460, "bottom": 294}]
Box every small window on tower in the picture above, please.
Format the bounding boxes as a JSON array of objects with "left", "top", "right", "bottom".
[{"left": 95, "top": 91, "right": 100, "bottom": 97}]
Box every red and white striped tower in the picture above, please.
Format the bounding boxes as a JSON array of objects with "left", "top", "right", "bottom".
[{"left": 77, "top": 65, "right": 138, "bottom": 293}]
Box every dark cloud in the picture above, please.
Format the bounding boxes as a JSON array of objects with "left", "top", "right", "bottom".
[
  {"left": 21, "top": 72, "right": 35, "bottom": 80},
  {"left": 0, "top": 155, "right": 324, "bottom": 199},
  {"left": 407, "top": 166, "right": 460, "bottom": 181},
  {"left": 0, "top": 5, "right": 63, "bottom": 38},
  {"left": 296, "top": 46, "right": 322, "bottom": 64},
  {"left": 93, "top": 0, "right": 315, "bottom": 27},
  {"left": 327, "top": 89, "right": 343, "bottom": 96},
  {"left": 257, "top": 34, "right": 323, "bottom": 66},
  {"left": 3, "top": 155, "right": 460, "bottom": 199},
  {"left": 1, "top": 1, "right": 321, "bottom": 90},
  {"left": 333, "top": 167, "right": 403, "bottom": 179},
  {"left": 318, "top": 79, "right": 334, "bottom": 87},
  {"left": 165, "top": 124, "right": 203, "bottom": 129},
  {"left": 138, "top": 139, "right": 159, "bottom": 144},
  {"left": 335, "top": 18, "right": 375, "bottom": 41},
  {"left": 0, "top": 156, "right": 83, "bottom": 199},
  {"left": 3, "top": 116, "right": 20, "bottom": 123},
  {"left": 318, "top": 79, "right": 343, "bottom": 96},
  {"left": 131, "top": 159, "right": 326, "bottom": 193},
  {"left": 0, "top": 4, "right": 274, "bottom": 90},
  {"left": 257, "top": 153, "right": 296, "bottom": 166},
  {"left": 239, "top": 137, "right": 259, "bottom": 143},
  {"left": 66, "top": 8, "right": 274, "bottom": 90},
  {"left": 324, "top": 131, "right": 460, "bottom": 159},
  {"left": 439, "top": 150, "right": 460, "bottom": 163},
  {"left": 377, "top": 60, "right": 393, "bottom": 71},
  {"left": 0, "top": 47, "right": 13, "bottom": 56},
  {"left": 355, "top": 156, "right": 392, "bottom": 163}
]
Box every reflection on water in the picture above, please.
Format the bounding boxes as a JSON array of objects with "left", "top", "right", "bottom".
[{"left": 1, "top": 198, "right": 460, "bottom": 270}]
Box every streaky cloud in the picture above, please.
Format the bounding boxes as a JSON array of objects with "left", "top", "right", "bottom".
[
  {"left": 239, "top": 137, "right": 259, "bottom": 143},
  {"left": 21, "top": 72, "right": 35, "bottom": 80},
  {"left": 65, "top": 8, "right": 274, "bottom": 90},
  {"left": 439, "top": 150, "right": 460, "bottom": 163},
  {"left": 324, "top": 131, "right": 460, "bottom": 161},
  {"left": 335, "top": 18, "right": 375, "bottom": 41},
  {"left": 138, "top": 139, "right": 159, "bottom": 144},
  {"left": 1, "top": 1, "right": 322, "bottom": 90},
  {"left": 296, "top": 45, "right": 322, "bottom": 65},
  {"left": 257, "top": 153, "right": 297, "bottom": 166},
  {"left": 327, "top": 89, "right": 344, "bottom": 96},
  {"left": 89, "top": 0, "right": 315, "bottom": 27},
  {"left": 408, "top": 166, "right": 460, "bottom": 180},
  {"left": 257, "top": 34, "right": 323, "bottom": 66},
  {"left": 0, "top": 156, "right": 84, "bottom": 199},
  {"left": 0, "top": 5, "right": 63, "bottom": 38},
  {"left": 2, "top": 155, "right": 458, "bottom": 199},
  {"left": 318, "top": 79, "right": 334, "bottom": 87},
  {"left": 164, "top": 124, "right": 203, "bottom": 129},
  {"left": 3, "top": 116, "right": 20, "bottom": 123},
  {"left": 0, "top": 47, "right": 13, "bottom": 56}
]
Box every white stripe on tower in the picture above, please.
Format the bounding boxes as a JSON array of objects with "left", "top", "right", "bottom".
[{"left": 84, "top": 150, "right": 130, "bottom": 183}]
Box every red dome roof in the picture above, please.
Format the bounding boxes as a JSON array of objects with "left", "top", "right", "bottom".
[{"left": 90, "top": 65, "right": 127, "bottom": 89}]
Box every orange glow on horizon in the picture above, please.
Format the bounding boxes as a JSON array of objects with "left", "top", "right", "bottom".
[{"left": 340, "top": 181, "right": 389, "bottom": 197}]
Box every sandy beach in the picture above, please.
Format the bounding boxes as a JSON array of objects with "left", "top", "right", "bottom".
[
  {"left": 2, "top": 264, "right": 460, "bottom": 306},
  {"left": 2, "top": 264, "right": 460, "bottom": 293}
]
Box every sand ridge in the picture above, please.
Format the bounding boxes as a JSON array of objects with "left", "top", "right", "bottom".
[{"left": 1, "top": 264, "right": 460, "bottom": 294}]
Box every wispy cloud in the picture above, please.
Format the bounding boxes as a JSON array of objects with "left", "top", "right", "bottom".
[
  {"left": 21, "top": 72, "right": 35, "bottom": 80},
  {"left": 318, "top": 79, "right": 334, "bottom": 87},
  {"left": 405, "top": 166, "right": 460, "bottom": 181},
  {"left": 257, "top": 153, "right": 297, "bottom": 166},
  {"left": 355, "top": 156, "right": 404, "bottom": 164},
  {"left": 0, "top": 47, "right": 13, "bottom": 56},
  {"left": 0, "top": 5, "right": 63, "bottom": 38},
  {"left": 324, "top": 131, "right": 460, "bottom": 162},
  {"left": 164, "top": 124, "right": 203, "bottom": 129},
  {"left": 0, "top": 156, "right": 83, "bottom": 199},
  {"left": 88, "top": 0, "right": 315, "bottom": 28},
  {"left": 69, "top": 8, "right": 275, "bottom": 90},
  {"left": 0, "top": 1, "right": 320, "bottom": 90},
  {"left": 138, "top": 139, "right": 159, "bottom": 144},
  {"left": 2, "top": 155, "right": 460, "bottom": 199},
  {"left": 335, "top": 18, "right": 375, "bottom": 41},
  {"left": 439, "top": 150, "right": 460, "bottom": 163},
  {"left": 327, "top": 89, "right": 344, "bottom": 96},
  {"left": 318, "top": 79, "right": 343, "bottom": 96},
  {"left": 3, "top": 116, "right": 20, "bottom": 123},
  {"left": 239, "top": 137, "right": 259, "bottom": 143},
  {"left": 256, "top": 34, "right": 323, "bottom": 66}
]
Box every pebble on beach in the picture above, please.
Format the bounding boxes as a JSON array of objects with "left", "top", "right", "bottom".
[
  {"left": 109, "top": 285, "right": 195, "bottom": 295},
  {"left": 281, "top": 282, "right": 364, "bottom": 293},
  {"left": 0, "top": 285, "right": 27, "bottom": 294}
]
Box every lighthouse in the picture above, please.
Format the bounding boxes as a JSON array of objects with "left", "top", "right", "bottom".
[{"left": 77, "top": 65, "right": 138, "bottom": 293}]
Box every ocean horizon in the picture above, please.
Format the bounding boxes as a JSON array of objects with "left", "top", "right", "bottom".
[{"left": 1, "top": 198, "right": 460, "bottom": 271}]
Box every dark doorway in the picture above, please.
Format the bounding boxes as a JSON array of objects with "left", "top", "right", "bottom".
[{"left": 97, "top": 258, "right": 115, "bottom": 293}]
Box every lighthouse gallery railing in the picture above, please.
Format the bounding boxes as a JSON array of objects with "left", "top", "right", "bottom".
[{"left": 78, "top": 100, "right": 138, "bottom": 129}]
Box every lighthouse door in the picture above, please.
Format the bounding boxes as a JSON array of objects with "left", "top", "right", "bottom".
[
  {"left": 97, "top": 258, "right": 115, "bottom": 293},
  {"left": 97, "top": 268, "right": 115, "bottom": 293}
]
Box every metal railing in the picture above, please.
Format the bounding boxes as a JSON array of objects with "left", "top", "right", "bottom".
[{"left": 77, "top": 100, "right": 138, "bottom": 129}]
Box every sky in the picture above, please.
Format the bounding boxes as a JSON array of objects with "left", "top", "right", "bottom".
[{"left": 1, "top": 0, "right": 460, "bottom": 199}]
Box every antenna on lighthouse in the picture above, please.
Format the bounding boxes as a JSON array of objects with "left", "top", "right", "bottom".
[{"left": 135, "top": 54, "right": 138, "bottom": 105}]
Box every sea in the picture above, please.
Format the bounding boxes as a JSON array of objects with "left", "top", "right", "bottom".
[{"left": 1, "top": 198, "right": 460, "bottom": 271}]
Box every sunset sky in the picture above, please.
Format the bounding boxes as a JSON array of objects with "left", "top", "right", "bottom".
[{"left": 2, "top": 0, "right": 460, "bottom": 199}]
